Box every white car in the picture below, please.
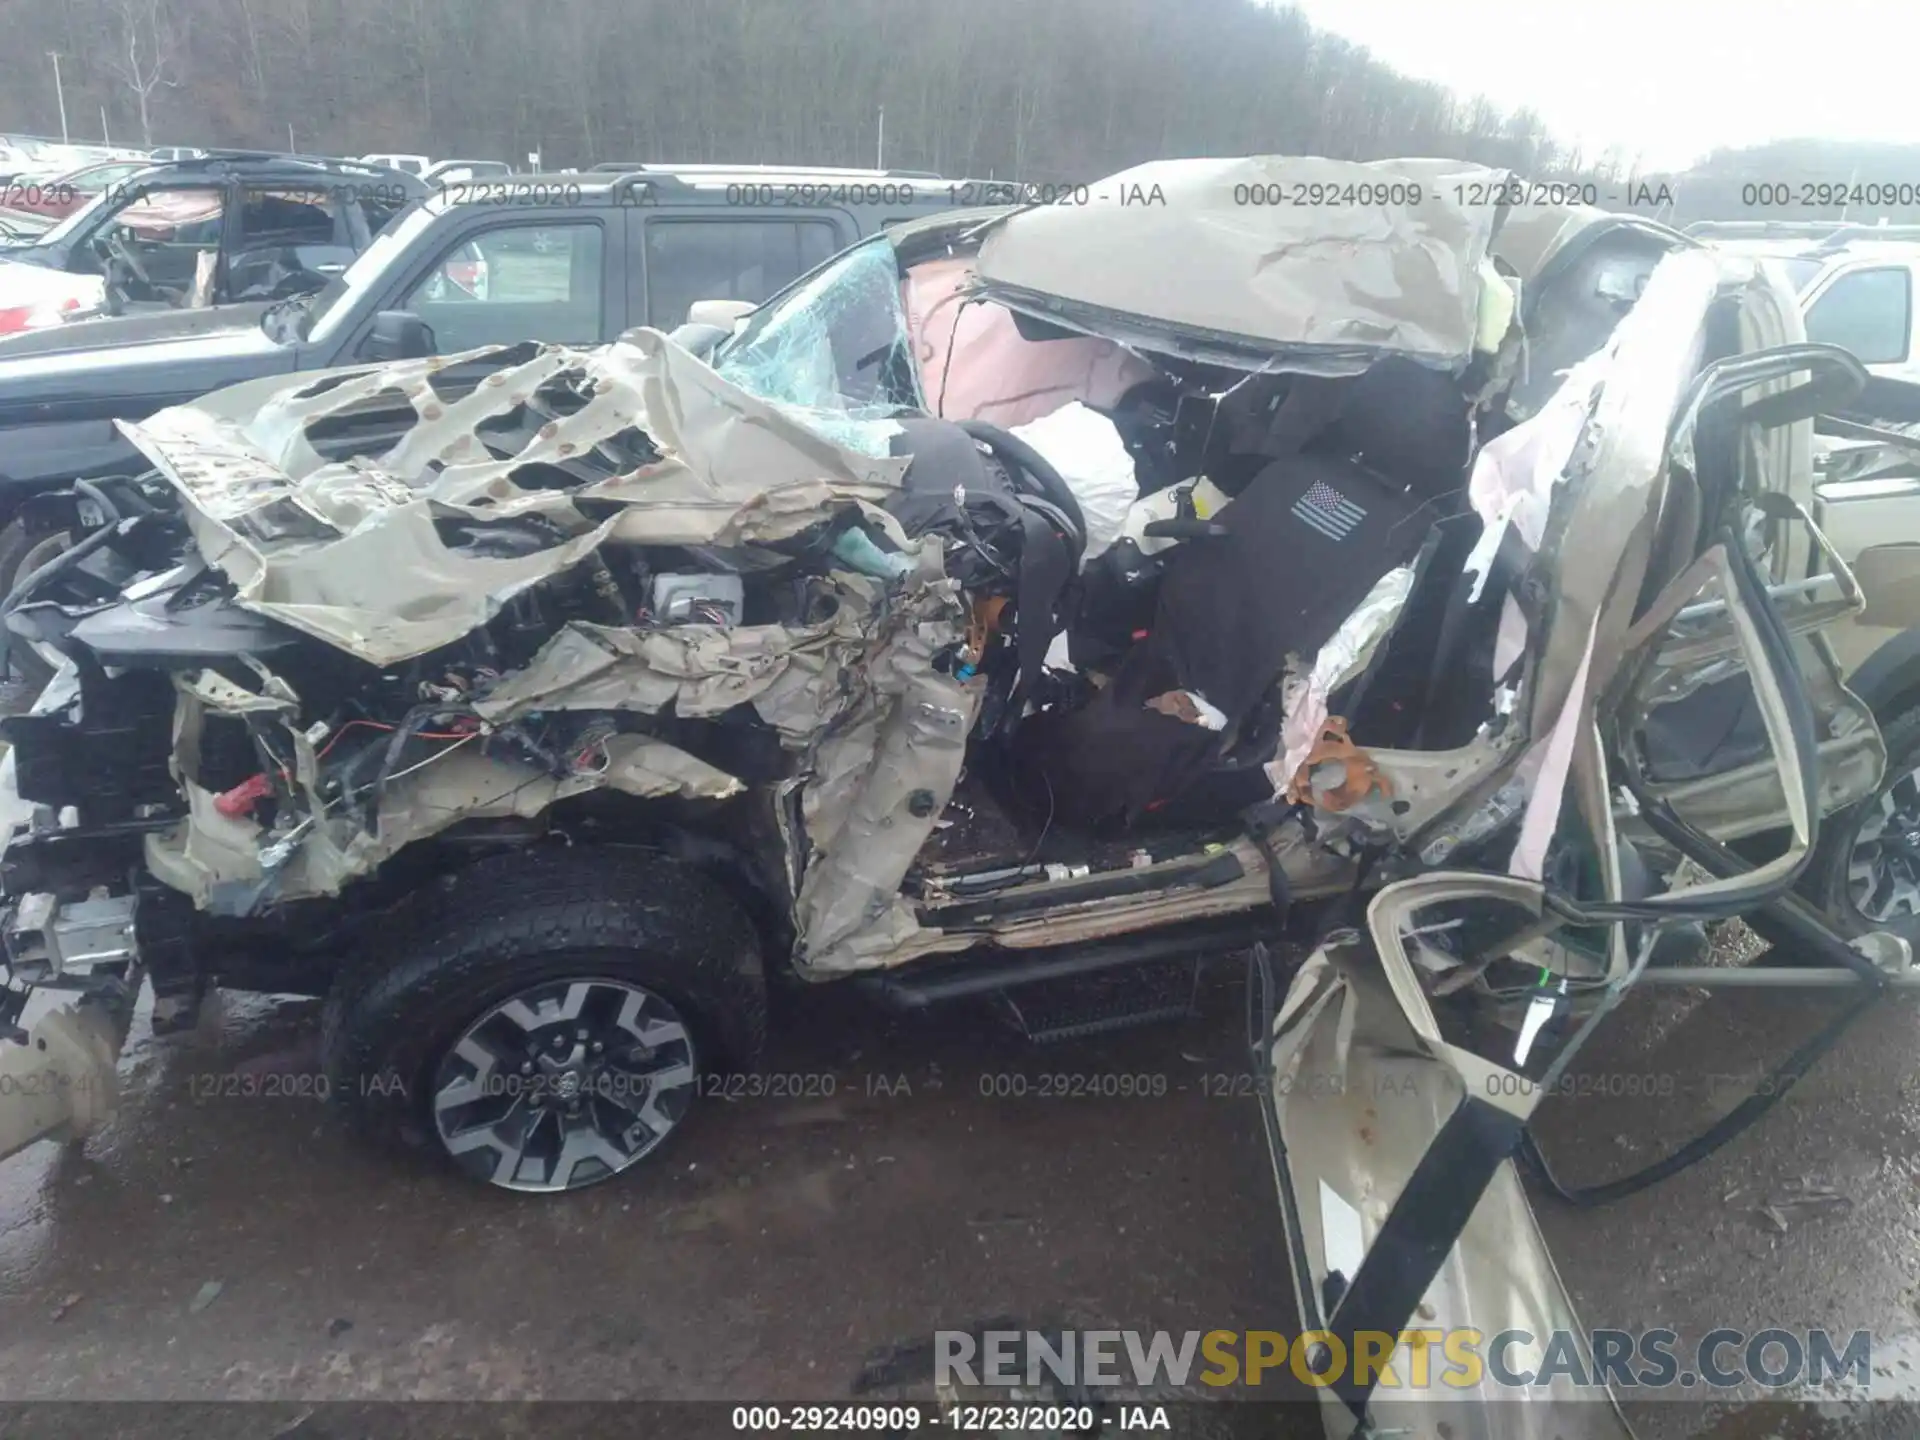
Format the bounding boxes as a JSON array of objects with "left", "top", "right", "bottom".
[
  {"left": 358, "top": 152, "right": 431, "bottom": 177},
  {"left": 1683, "top": 221, "right": 1920, "bottom": 940},
  {"left": 0, "top": 255, "right": 103, "bottom": 333},
  {"left": 1691, "top": 220, "right": 1920, "bottom": 388}
]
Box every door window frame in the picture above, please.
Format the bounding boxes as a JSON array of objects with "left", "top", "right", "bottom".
[
  {"left": 349, "top": 213, "right": 616, "bottom": 359},
  {"left": 1803, "top": 264, "right": 1913, "bottom": 365},
  {"left": 631, "top": 210, "right": 854, "bottom": 330}
]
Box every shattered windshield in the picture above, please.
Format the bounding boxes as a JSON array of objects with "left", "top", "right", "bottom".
[{"left": 712, "top": 235, "right": 923, "bottom": 455}]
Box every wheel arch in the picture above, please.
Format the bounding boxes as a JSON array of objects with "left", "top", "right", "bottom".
[
  {"left": 199, "top": 800, "right": 792, "bottom": 999},
  {"left": 320, "top": 841, "right": 771, "bottom": 1189},
  {"left": 1844, "top": 628, "right": 1920, "bottom": 725}
]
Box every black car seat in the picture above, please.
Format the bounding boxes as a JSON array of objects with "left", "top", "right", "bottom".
[{"left": 1006, "top": 358, "right": 1474, "bottom": 835}]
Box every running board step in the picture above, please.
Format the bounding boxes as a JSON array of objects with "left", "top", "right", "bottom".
[
  {"left": 999, "top": 958, "right": 1201, "bottom": 1043},
  {"left": 857, "top": 918, "right": 1263, "bottom": 1011}
]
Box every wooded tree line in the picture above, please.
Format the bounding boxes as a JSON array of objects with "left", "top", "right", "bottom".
[
  {"left": 0, "top": 0, "right": 1614, "bottom": 180},
  {"left": 1658, "top": 139, "right": 1920, "bottom": 226}
]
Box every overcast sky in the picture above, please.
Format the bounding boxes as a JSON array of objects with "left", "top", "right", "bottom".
[{"left": 1288, "top": 0, "right": 1916, "bottom": 170}]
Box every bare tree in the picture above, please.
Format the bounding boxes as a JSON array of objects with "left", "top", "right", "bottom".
[{"left": 102, "top": 0, "right": 181, "bottom": 146}]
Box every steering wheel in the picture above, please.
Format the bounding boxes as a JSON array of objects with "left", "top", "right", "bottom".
[
  {"left": 100, "top": 227, "right": 151, "bottom": 287},
  {"left": 955, "top": 419, "right": 1088, "bottom": 564}
]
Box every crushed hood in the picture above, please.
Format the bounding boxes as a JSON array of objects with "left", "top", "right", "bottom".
[
  {"left": 106, "top": 334, "right": 972, "bottom": 971},
  {"left": 118, "top": 332, "right": 911, "bottom": 667},
  {"left": 974, "top": 155, "right": 1510, "bottom": 368}
]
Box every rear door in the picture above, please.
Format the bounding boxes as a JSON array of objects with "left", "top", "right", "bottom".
[
  {"left": 1251, "top": 886, "right": 1640, "bottom": 1439},
  {"left": 1253, "top": 539, "right": 1823, "bottom": 1437},
  {"left": 629, "top": 209, "right": 849, "bottom": 331}
]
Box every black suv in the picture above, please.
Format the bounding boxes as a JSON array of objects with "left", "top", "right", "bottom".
[
  {"left": 0, "top": 151, "right": 425, "bottom": 319},
  {"left": 0, "top": 166, "right": 959, "bottom": 616}
]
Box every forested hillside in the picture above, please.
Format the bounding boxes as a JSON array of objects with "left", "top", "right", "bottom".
[{"left": 0, "top": 0, "right": 1595, "bottom": 176}]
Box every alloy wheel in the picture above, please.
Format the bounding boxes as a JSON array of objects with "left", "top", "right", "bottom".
[
  {"left": 431, "top": 977, "right": 697, "bottom": 1192},
  {"left": 1846, "top": 764, "right": 1920, "bottom": 923}
]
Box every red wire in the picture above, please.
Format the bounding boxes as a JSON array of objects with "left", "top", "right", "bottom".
[{"left": 314, "top": 718, "right": 474, "bottom": 761}]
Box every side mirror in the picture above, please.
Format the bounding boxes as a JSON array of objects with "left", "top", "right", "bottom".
[
  {"left": 357, "top": 310, "right": 435, "bottom": 362},
  {"left": 686, "top": 297, "right": 755, "bottom": 330},
  {"left": 665, "top": 322, "right": 732, "bottom": 359}
]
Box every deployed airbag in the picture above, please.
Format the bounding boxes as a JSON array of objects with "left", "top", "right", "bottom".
[{"left": 902, "top": 254, "right": 1156, "bottom": 425}]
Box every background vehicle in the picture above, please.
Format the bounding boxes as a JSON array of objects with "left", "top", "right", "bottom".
[
  {"left": 148, "top": 146, "right": 208, "bottom": 163},
  {"left": 420, "top": 239, "right": 490, "bottom": 301},
  {"left": 0, "top": 152, "right": 425, "bottom": 339},
  {"left": 421, "top": 159, "right": 512, "bottom": 186},
  {"left": 0, "top": 210, "right": 52, "bottom": 243},
  {"left": 360, "top": 152, "right": 431, "bottom": 176},
  {"left": 1689, "top": 220, "right": 1920, "bottom": 386},
  {"left": 0, "top": 137, "right": 148, "bottom": 187},
  {"left": 1, "top": 159, "right": 154, "bottom": 220}
]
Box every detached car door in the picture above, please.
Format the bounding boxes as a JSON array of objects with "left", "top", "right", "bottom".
[{"left": 1249, "top": 300, "right": 1876, "bottom": 1435}]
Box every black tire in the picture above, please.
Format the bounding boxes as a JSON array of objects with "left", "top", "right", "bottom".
[
  {"left": 1796, "top": 704, "right": 1920, "bottom": 945},
  {"left": 321, "top": 847, "right": 766, "bottom": 1191}
]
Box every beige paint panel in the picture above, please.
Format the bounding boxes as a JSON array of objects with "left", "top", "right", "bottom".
[{"left": 977, "top": 155, "right": 1507, "bottom": 364}]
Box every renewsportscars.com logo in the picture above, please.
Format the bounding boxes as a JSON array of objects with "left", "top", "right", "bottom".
[{"left": 935, "top": 1328, "right": 1874, "bottom": 1392}]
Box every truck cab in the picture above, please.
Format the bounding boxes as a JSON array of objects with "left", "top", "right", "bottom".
[
  {"left": 1690, "top": 221, "right": 1920, "bottom": 386},
  {"left": 1802, "top": 240, "right": 1920, "bottom": 385}
]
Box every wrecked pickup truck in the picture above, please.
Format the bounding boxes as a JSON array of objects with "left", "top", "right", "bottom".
[{"left": 0, "top": 149, "right": 1909, "bottom": 1432}]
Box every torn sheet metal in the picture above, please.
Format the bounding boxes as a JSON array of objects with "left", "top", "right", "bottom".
[
  {"left": 1264, "top": 887, "right": 1635, "bottom": 1438},
  {"left": 145, "top": 734, "right": 746, "bottom": 914},
  {"left": 1272, "top": 565, "right": 1413, "bottom": 787},
  {"left": 117, "top": 330, "right": 910, "bottom": 666},
  {"left": 471, "top": 572, "right": 907, "bottom": 743},
  {"left": 794, "top": 625, "right": 980, "bottom": 973},
  {"left": 1515, "top": 249, "right": 1719, "bottom": 748},
  {"left": 1487, "top": 202, "right": 1618, "bottom": 291},
  {"left": 108, "top": 327, "right": 977, "bottom": 966},
  {"left": 975, "top": 156, "right": 1510, "bottom": 370}
]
